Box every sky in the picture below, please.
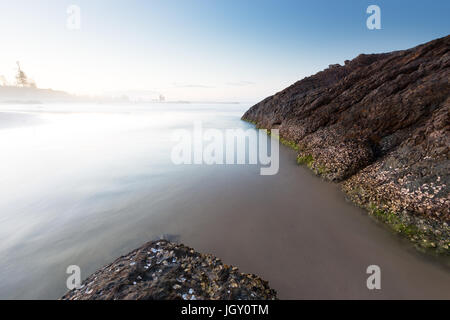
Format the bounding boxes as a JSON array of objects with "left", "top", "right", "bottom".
[{"left": 0, "top": 0, "right": 449, "bottom": 102}]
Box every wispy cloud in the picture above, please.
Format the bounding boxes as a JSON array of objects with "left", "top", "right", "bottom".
[
  {"left": 226, "top": 81, "right": 255, "bottom": 87},
  {"left": 172, "top": 82, "right": 215, "bottom": 89}
]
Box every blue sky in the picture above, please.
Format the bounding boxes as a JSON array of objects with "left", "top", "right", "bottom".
[{"left": 0, "top": 0, "right": 448, "bottom": 102}]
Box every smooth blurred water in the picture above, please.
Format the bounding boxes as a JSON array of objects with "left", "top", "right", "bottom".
[
  {"left": 0, "top": 103, "right": 449, "bottom": 299},
  {"left": 0, "top": 102, "right": 251, "bottom": 299}
]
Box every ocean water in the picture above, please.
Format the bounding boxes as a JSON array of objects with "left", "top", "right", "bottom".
[
  {"left": 0, "top": 103, "right": 449, "bottom": 299},
  {"left": 0, "top": 102, "right": 255, "bottom": 299}
]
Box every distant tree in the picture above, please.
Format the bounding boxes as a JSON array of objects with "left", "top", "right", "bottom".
[{"left": 16, "top": 61, "right": 30, "bottom": 87}]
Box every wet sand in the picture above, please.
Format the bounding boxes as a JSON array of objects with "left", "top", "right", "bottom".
[
  {"left": 133, "top": 147, "right": 450, "bottom": 299},
  {"left": 0, "top": 105, "right": 448, "bottom": 299},
  {"left": 0, "top": 111, "right": 43, "bottom": 129}
]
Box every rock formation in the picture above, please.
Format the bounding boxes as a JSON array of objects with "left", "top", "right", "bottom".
[
  {"left": 61, "top": 240, "right": 277, "bottom": 300},
  {"left": 242, "top": 35, "right": 449, "bottom": 253}
]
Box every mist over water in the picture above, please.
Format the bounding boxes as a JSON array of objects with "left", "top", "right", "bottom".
[
  {"left": 0, "top": 103, "right": 449, "bottom": 299},
  {"left": 0, "top": 102, "right": 251, "bottom": 298}
]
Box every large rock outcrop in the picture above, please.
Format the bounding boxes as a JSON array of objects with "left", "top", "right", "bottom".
[
  {"left": 61, "top": 240, "right": 277, "bottom": 300},
  {"left": 242, "top": 35, "right": 449, "bottom": 253}
]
